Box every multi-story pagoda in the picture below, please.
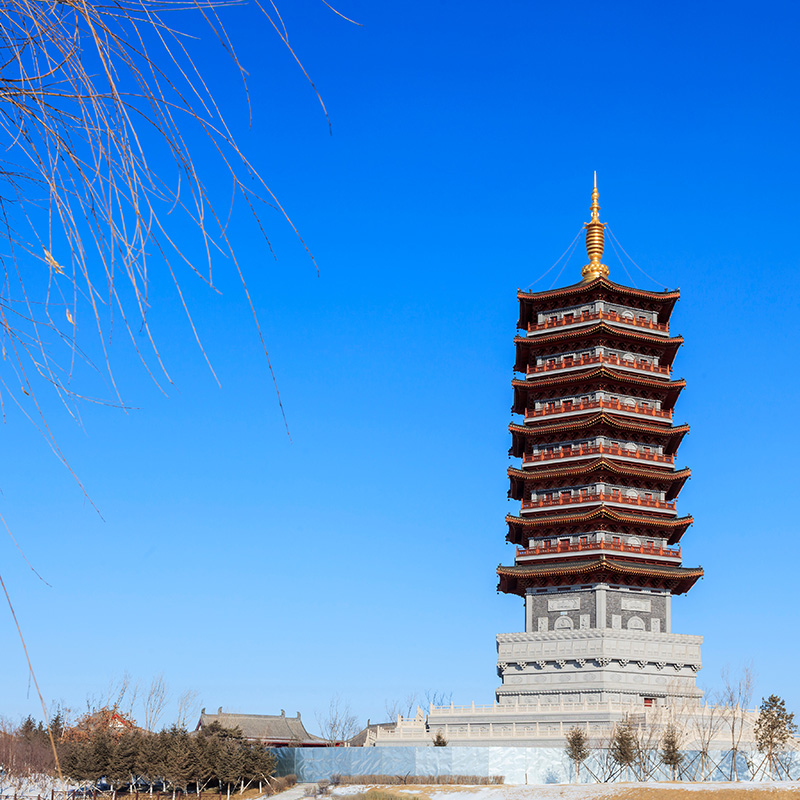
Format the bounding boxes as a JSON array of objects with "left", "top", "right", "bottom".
[{"left": 495, "top": 178, "right": 704, "bottom": 709}]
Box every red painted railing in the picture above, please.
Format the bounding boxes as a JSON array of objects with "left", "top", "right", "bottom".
[
  {"left": 526, "top": 353, "right": 670, "bottom": 376},
  {"left": 522, "top": 443, "right": 674, "bottom": 465},
  {"left": 524, "top": 398, "right": 672, "bottom": 420},
  {"left": 527, "top": 309, "right": 668, "bottom": 334},
  {"left": 521, "top": 490, "right": 676, "bottom": 512},
  {"left": 516, "top": 539, "right": 681, "bottom": 558}
]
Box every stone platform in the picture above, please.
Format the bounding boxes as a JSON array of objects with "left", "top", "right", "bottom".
[{"left": 496, "top": 629, "right": 703, "bottom": 707}]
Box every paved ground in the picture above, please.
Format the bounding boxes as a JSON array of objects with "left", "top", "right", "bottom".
[{"left": 262, "top": 785, "right": 317, "bottom": 800}]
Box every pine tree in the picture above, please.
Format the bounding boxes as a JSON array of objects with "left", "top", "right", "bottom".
[
  {"left": 216, "top": 738, "right": 245, "bottom": 800},
  {"left": 660, "top": 723, "right": 683, "bottom": 780},
  {"left": 109, "top": 731, "right": 140, "bottom": 788},
  {"left": 432, "top": 730, "right": 448, "bottom": 747},
  {"left": 755, "top": 695, "right": 797, "bottom": 778},
  {"left": 609, "top": 716, "right": 638, "bottom": 779},
  {"left": 164, "top": 726, "right": 196, "bottom": 796},
  {"left": 137, "top": 731, "right": 164, "bottom": 789},
  {"left": 90, "top": 731, "right": 115, "bottom": 783},
  {"left": 19, "top": 716, "right": 38, "bottom": 741},
  {"left": 564, "top": 726, "right": 590, "bottom": 783},
  {"left": 194, "top": 731, "right": 220, "bottom": 791},
  {"left": 61, "top": 740, "right": 93, "bottom": 782}
]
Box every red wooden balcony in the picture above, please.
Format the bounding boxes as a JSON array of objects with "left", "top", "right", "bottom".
[
  {"left": 516, "top": 539, "right": 681, "bottom": 559},
  {"left": 526, "top": 353, "right": 670, "bottom": 376},
  {"left": 524, "top": 398, "right": 672, "bottom": 420},
  {"left": 521, "top": 489, "right": 676, "bottom": 512},
  {"left": 522, "top": 443, "right": 674, "bottom": 465},
  {"left": 527, "top": 309, "right": 668, "bottom": 334}
]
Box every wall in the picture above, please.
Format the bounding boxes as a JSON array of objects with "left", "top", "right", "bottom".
[{"left": 271, "top": 746, "right": 800, "bottom": 784}]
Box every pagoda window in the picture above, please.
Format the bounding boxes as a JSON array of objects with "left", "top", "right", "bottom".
[
  {"left": 627, "top": 616, "right": 646, "bottom": 631},
  {"left": 554, "top": 616, "right": 574, "bottom": 631}
]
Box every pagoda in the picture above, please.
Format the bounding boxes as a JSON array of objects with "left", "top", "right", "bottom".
[{"left": 495, "top": 177, "right": 704, "bottom": 709}]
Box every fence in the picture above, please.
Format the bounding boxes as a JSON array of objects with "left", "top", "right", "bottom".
[{"left": 271, "top": 746, "right": 800, "bottom": 785}]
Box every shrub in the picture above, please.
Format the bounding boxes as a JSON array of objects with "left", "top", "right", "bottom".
[
  {"left": 331, "top": 775, "right": 503, "bottom": 786},
  {"left": 266, "top": 775, "right": 297, "bottom": 795}
]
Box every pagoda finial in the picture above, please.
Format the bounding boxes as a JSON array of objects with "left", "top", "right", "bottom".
[{"left": 581, "top": 172, "right": 609, "bottom": 282}]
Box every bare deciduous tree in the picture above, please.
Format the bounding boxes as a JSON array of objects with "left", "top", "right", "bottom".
[
  {"left": 315, "top": 696, "right": 360, "bottom": 746},
  {"left": 143, "top": 674, "right": 169, "bottom": 732},
  {"left": 176, "top": 689, "right": 200, "bottom": 731},
  {"left": 0, "top": 0, "right": 354, "bottom": 473},
  {"left": 384, "top": 692, "right": 418, "bottom": 721},
  {"left": 689, "top": 695, "right": 725, "bottom": 781},
  {"left": 423, "top": 689, "right": 453, "bottom": 709},
  {"left": 720, "top": 664, "right": 755, "bottom": 781}
]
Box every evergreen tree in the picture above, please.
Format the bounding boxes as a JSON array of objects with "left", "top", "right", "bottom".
[
  {"left": 432, "top": 730, "right": 448, "bottom": 747},
  {"left": 164, "top": 726, "right": 196, "bottom": 795},
  {"left": 19, "top": 716, "right": 35, "bottom": 739},
  {"left": 249, "top": 745, "right": 276, "bottom": 786},
  {"left": 660, "top": 723, "right": 683, "bottom": 780},
  {"left": 216, "top": 738, "right": 245, "bottom": 800},
  {"left": 89, "top": 730, "right": 115, "bottom": 783},
  {"left": 609, "top": 716, "right": 639, "bottom": 779},
  {"left": 564, "top": 726, "right": 590, "bottom": 783},
  {"left": 109, "top": 731, "right": 141, "bottom": 788},
  {"left": 50, "top": 709, "right": 67, "bottom": 743},
  {"left": 137, "top": 731, "right": 163, "bottom": 789},
  {"left": 194, "top": 731, "right": 220, "bottom": 790},
  {"left": 61, "top": 740, "right": 94, "bottom": 782},
  {"left": 755, "top": 695, "right": 797, "bottom": 778}
]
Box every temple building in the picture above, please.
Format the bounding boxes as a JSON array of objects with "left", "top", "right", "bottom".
[
  {"left": 369, "top": 179, "right": 708, "bottom": 746},
  {"left": 495, "top": 178, "right": 704, "bottom": 709}
]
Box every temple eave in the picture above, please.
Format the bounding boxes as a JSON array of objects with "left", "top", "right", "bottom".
[{"left": 496, "top": 558, "right": 703, "bottom": 597}]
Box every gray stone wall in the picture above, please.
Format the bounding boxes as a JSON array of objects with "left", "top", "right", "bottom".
[
  {"left": 530, "top": 589, "right": 594, "bottom": 631},
  {"left": 529, "top": 588, "right": 666, "bottom": 633},
  {"left": 606, "top": 589, "right": 666, "bottom": 633}
]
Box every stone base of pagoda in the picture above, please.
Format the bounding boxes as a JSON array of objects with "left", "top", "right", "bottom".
[{"left": 496, "top": 629, "right": 703, "bottom": 707}]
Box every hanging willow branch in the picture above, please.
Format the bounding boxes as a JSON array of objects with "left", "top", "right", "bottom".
[{"left": 0, "top": 0, "right": 344, "bottom": 458}]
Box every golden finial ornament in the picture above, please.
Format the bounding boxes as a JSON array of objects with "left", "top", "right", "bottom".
[{"left": 581, "top": 172, "right": 610, "bottom": 282}]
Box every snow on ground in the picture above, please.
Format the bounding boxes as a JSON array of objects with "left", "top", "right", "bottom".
[{"left": 330, "top": 783, "right": 800, "bottom": 800}]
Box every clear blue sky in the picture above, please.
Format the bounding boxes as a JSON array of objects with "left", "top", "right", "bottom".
[{"left": 2, "top": 0, "right": 799, "bottom": 731}]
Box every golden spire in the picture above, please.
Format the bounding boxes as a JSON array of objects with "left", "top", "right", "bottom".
[{"left": 581, "top": 171, "right": 609, "bottom": 282}]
